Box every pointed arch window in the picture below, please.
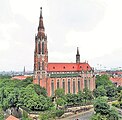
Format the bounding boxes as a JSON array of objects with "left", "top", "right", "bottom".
[
  {"left": 42, "top": 61, "right": 44, "bottom": 70},
  {"left": 57, "top": 80, "right": 60, "bottom": 89},
  {"left": 42, "top": 42, "right": 44, "bottom": 54},
  {"left": 38, "top": 62, "right": 40, "bottom": 70},
  {"left": 84, "top": 79, "right": 87, "bottom": 88},
  {"left": 51, "top": 80, "right": 54, "bottom": 96},
  {"left": 68, "top": 79, "right": 70, "bottom": 93},
  {"left": 62, "top": 79, "right": 65, "bottom": 90},
  {"left": 73, "top": 80, "right": 75, "bottom": 94},
  {"left": 78, "top": 79, "right": 81, "bottom": 92},
  {"left": 38, "top": 41, "right": 41, "bottom": 54},
  {"left": 89, "top": 79, "right": 90, "bottom": 89},
  {"left": 38, "top": 75, "right": 40, "bottom": 85}
]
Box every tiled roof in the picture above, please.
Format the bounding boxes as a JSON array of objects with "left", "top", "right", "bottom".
[
  {"left": 6, "top": 115, "right": 19, "bottom": 120},
  {"left": 47, "top": 63, "right": 91, "bottom": 72},
  {"left": 109, "top": 77, "right": 122, "bottom": 83},
  {"left": 12, "top": 76, "right": 27, "bottom": 80}
]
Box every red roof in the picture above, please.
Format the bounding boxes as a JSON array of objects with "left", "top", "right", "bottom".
[
  {"left": 110, "top": 77, "right": 122, "bottom": 83},
  {"left": 6, "top": 115, "right": 19, "bottom": 120},
  {"left": 47, "top": 63, "right": 91, "bottom": 72},
  {"left": 12, "top": 76, "right": 27, "bottom": 80}
]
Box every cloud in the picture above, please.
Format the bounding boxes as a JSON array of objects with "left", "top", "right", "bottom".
[{"left": 0, "top": 0, "right": 122, "bottom": 71}]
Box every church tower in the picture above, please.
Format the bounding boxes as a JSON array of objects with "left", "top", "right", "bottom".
[
  {"left": 33, "top": 7, "right": 48, "bottom": 87},
  {"left": 76, "top": 47, "right": 80, "bottom": 63}
]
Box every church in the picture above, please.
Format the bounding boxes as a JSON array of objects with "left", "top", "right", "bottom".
[{"left": 33, "top": 8, "right": 95, "bottom": 96}]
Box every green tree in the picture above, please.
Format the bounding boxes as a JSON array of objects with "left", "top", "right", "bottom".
[
  {"left": 56, "top": 98, "right": 66, "bottom": 107},
  {"left": 117, "top": 86, "right": 122, "bottom": 93},
  {"left": 55, "top": 88, "right": 65, "bottom": 98},
  {"left": 19, "top": 85, "right": 53, "bottom": 111},
  {"left": 118, "top": 91, "right": 122, "bottom": 102},
  {"left": 94, "top": 97, "right": 110, "bottom": 115},
  {"left": 83, "top": 88, "right": 94, "bottom": 104},
  {"left": 96, "top": 75, "right": 112, "bottom": 88},
  {"left": 105, "top": 84, "right": 117, "bottom": 100},
  {"left": 108, "top": 107, "right": 119, "bottom": 120},
  {"left": 91, "top": 113, "right": 107, "bottom": 120},
  {"left": 93, "top": 86, "right": 107, "bottom": 98},
  {"left": 0, "top": 105, "right": 4, "bottom": 120}
]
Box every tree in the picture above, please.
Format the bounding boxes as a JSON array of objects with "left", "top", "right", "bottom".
[
  {"left": 56, "top": 98, "right": 66, "bottom": 107},
  {"left": 105, "top": 84, "right": 117, "bottom": 100},
  {"left": 83, "top": 88, "right": 94, "bottom": 104},
  {"left": 118, "top": 91, "right": 122, "bottom": 102},
  {"left": 91, "top": 113, "right": 107, "bottom": 120},
  {"left": 55, "top": 88, "right": 65, "bottom": 98},
  {"left": 96, "top": 75, "right": 112, "bottom": 88},
  {"left": 93, "top": 86, "right": 107, "bottom": 98},
  {"left": 0, "top": 106, "right": 4, "bottom": 120},
  {"left": 34, "top": 84, "right": 47, "bottom": 96},
  {"left": 19, "top": 85, "right": 53, "bottom": 111},
  {"left": 94, "top": 97, "right": 110, "bottom": 115},
  {"left": 108, "top": 107, "right": 119, "bottom": 120},
  {"left": 77, "top": 91, "right": 84, "bottom": 104},
  {"left": 117, "top": 86, "right": 122, "bottom": 93}
]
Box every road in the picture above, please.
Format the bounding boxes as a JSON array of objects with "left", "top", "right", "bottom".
[
  {"left": 70, "top": 110, "right": 94, "bottom": 120},
  {"left": 57, "top": 109, "right": 94, "bottom": 120}
]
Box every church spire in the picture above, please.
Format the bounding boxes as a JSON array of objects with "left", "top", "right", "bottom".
[
  {"left": 23, "top": 66, "right": 25, "bottom": 75},
  {"left": 40, "top": 7, "right": 42, "bottom": 18},
  {"left": 38, "top": 7, "right": 45, "bottom": 37},
  {"left": 76, "top": 47, "right": 80, "bottom": 63},
  {"left": 77, "top": 47, "right": 80, "bottom": 55}
]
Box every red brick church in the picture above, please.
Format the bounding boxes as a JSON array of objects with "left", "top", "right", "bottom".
[{"left": 33, "top": 8, "right": 95, "bottom": 96}]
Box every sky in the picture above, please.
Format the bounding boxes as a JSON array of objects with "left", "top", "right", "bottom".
[{"left": 0, "top": 0, "right": 122, "bottom": 71}]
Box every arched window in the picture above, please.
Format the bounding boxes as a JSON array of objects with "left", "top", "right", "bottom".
[
  {"left": 38, "top": 41, "right": 41, "bottom": 54},
  {"left": 68, "top": 79, "right": 70, "bottom": 93},
  {"left": 38, "top": 62, "right": 40, "bottom": 70},
  {"left": 84, "top": 79, "right": 87, "bottom": 88},
  {"left": 42, "top": 61, "right": 44, "bottom": 70},
  {"left": 42, "top": 42, "right": 44, "bottom": 54},
  {"left": 73, "top": 80, "right": 75, "bottom": 94},
  {"left": 89, "top": 79, "right": 90, "bottom": 89},
  {"left": 78, "top": 79, "right": 80, "bottom": 92},
  {"left": 38, "top": 75, "right": 40, "bottom": 85},
  {"left": 51, "top": 80, "right": 54, "bottom": 96},
  {"left": 62, "top": 79, "right": 65, "bottom": 90},
  {"left": 57, "top": 80, "right": 60, "bottom": 89}
]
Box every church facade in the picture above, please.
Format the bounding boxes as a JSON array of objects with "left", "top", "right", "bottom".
[{"left": 33, "top": 8, "right": 95, "bottom": 96}]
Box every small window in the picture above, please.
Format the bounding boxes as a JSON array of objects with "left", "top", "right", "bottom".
[
  {"left": 42, "top": 62, "right": 44, "bottom": 70},
  {"left": 51, "top": 80, "right": 54, "bottom": 96},
  {"left": 42, "top": 42, "right": 44, "bottom": 54},
  {"left": 63, "top": 66, "right": 65, "bottom": 69},
  {"left": 38, "top": 41, "right": 41, "bottom": 54},
  {"left": 53, "top": 67, "right": 55, "bottom": 69},
  {"left": 73, "top": 66, "right": 74, "bottom": 69},
  {"left": 80, "top": 66, "right": 82, "bottom": 68},
  {"left": 38, "top": 62, "right": 40, "bottom": 70},
  {"left": 57, "top": 80, "right": 60, "bottom": 88}
]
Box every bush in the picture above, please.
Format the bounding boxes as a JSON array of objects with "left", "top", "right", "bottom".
[
  {"left": 55, "top": 109, "right": 64, "bottom": 117},
  {"left": 39, "top": 111, "right": 55, "bottom": 120},
  {"left": 108, "top": 107, "right": 119, "bottom": 120},
  {"left": 91, "top": 113, "right": 107, "bottom": 120},
  {"left": 112, "top": 101, "right": 120, "bottom": 108}
]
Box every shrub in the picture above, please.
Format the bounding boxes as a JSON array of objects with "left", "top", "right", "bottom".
[
  {"left": 112, "top": 101, "right": 120, "bottom": 108},
  {"left": 55, "top": 109, "right": 64, "bottom": 117}
]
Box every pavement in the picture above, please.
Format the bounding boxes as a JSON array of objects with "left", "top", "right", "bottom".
[{"left": 57, "top": 108, "right": 94, "bottom": 120}]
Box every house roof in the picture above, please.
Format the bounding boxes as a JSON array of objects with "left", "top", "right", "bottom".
[
  {"left": 47, "top": 63, "right": 92, "bottom": 72},
  {"left": 109, "top": 77, "right": 122, "bottom": 83},
  {"left": 12, "top": 76, "right": 27, "bottom": 80},
  {"left": 6, "top": 115, "right": 19, "bottom": 120}
]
